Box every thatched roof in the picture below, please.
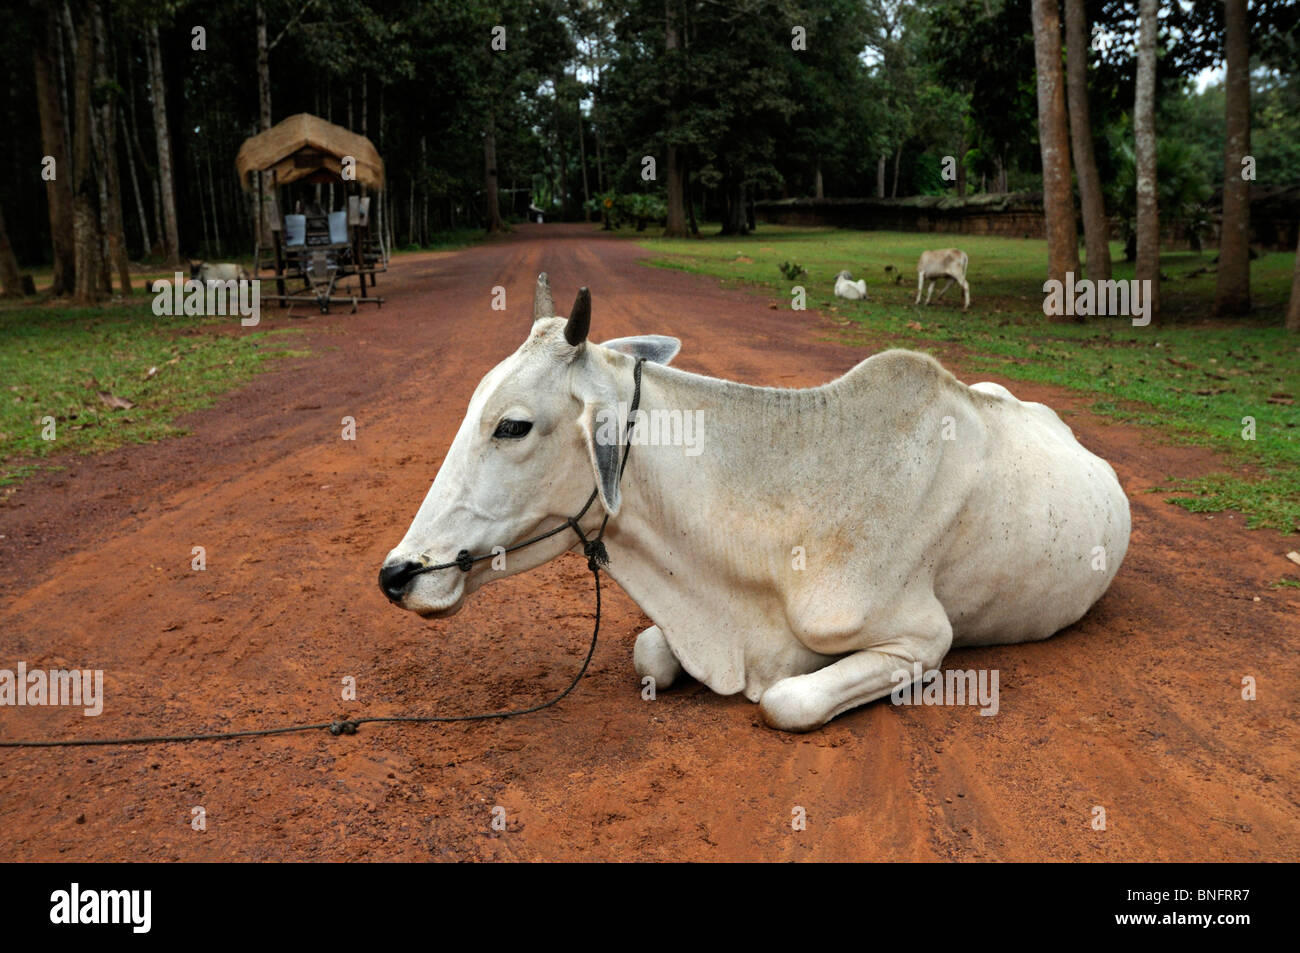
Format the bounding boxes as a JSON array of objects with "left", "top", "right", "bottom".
[{"left": 235, "top": 113, "right": 384, "bottom": 192}]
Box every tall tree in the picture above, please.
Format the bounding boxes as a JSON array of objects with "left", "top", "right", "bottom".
[
  {"left": 33, "top": 4, "right": 76, "bottom": 295},
  {"left": 1134, "top": 0, "right": 1160, "bottom": 323},
  {"left": 94, "top": 3, "right": 130, "bottom": 294},
  {"left": 0, "top": 203, "right": 23, "bottom": 297},
  {"left": 1031, "top": 0, "right": 1080, "bottom": 297},
  {"left": 1064, "top": 0, "right": 1110, "bottom": 281},
  {"left": 662, "top": 0, "right": 688, "bottom": 237},
  {"left": 484, "top": 109, "right": 505, "bottom": 234},
  {"left": 1214, "top": 0, "right": 1251, "bottom": 315},
  {"left": 71, "top": 1, "right": 103, "bottom": 304},
  {"left": 145, "top": 21, "right": 179, "bottom": 264}
]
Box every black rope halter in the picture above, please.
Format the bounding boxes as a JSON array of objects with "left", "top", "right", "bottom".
[{"left": 0, "top": 359, "right": 648, "bottom": 749}]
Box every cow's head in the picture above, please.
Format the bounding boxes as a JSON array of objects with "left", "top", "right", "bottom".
[{"left": 378, "top": 274, "right": 680, "bottom": 617}]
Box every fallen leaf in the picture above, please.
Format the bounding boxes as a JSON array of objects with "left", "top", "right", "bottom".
[
  {"left": 144, "top": 366, "right": 158, "bottom": 379},
  {"left": 1286, "top": 551, "right": 1300, "bottom": 567},
  {"left": 97, "top": 392, "right": 135, "bottom": 411}
]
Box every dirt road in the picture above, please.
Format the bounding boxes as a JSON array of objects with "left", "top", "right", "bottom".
[{"left": 1, "top": 224, "right": 1295, "bottom": 861}]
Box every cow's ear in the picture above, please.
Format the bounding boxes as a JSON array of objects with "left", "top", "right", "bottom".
[
  {"left": 600, "top": 335, "right": 680, "bottom": 366},
  {"left": 579, "top": 399, "right": 622, "bottom": 516}
]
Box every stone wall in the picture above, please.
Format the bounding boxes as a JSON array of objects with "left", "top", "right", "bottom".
[{"left": 755, "top": 187, "right": 1299, "bottom": 251}]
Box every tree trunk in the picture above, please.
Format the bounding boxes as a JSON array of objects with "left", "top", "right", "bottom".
[
  {"left": 1064, "top": 0, "right": 1110, "bottom": 281},
  {"left": 483, "top": 112, "right": 505, "bottom": 234},
  {"left": 877, "top": 155, "right": 886, "bottom": 197},
  {"left": 122, "top": 39, "right": 158, "bottom": 256},
  {"left": 420, "top": 135, "right": 428, "bottom": 244},
  {"left": 120, "top": 108, "right": 150, "bottom": 258},
  {"left": 1287, "top": 224, "right": 1300, "bottom": 332},
  {"left": 254, "top": 1, "right": 278, "bottom": 248},
  {"left": 553, "top": 73, "right": 569, "bottom": 221},
  {"left": 146, "top": 22, "right": 180, "bottom": 265},
  {"left": 94, "top": 3, "right": 131, "bottom": 294},
  {"left": 662, "top": 1, "right": 688, "bottom": 236},
  {"left": 85, "top": 5, "right": 111, "bottom": 295},
  {"left": 206, "top": 147, "right": 222, "bottom": 256},
  {"left": 0, "top": 203, "right": 23, "bottom": 297},
  {"left": 71, "top": 3, "right": 103, "bottom": 304},
  {"left": 1215, "top": 0, "right": 1251, "bottom": 316},
  {"left": 814, "top": 164, "right": 825, "bottom": 199},
  {"left": 33, "top": 6, "right": 76, "bottom": 295},
  {"left": 1134, "top": 0, "right": 1160, "bottom": 323},
  {"left": 955, "top": 135, "right": 967, "bottom": 197},
  {"left": 1031, "top": 0, "right": 1080, "bottom": 302},
  {"left": 577, "top": 100, "right": 592, "bottom": 222},
  {"left": 686, "top": 158, "right": 699, "bottom": 235},
  {"left": 891, "top": 143, "right": 902, "bottom": 197},
  {"left": 719, "top": 177, "right": 748, "bottom": 235}
]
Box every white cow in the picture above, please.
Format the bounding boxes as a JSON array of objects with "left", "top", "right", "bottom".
[
  {"left": 834, "top": 270, "right": 867, "bottom": 300},
  {"left": 380, "top": 274, "right": 1129, "bottom": 732},
  {"left": 916, "top": 248, "right": 970, "bottom": 309},
  {"left": 190, "top": 261, "right": 250, "bottom": 282}
]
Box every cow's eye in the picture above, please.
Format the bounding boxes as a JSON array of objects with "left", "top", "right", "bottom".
[{"left": 493, "top": 418, "right": 533, "bottom": 439}]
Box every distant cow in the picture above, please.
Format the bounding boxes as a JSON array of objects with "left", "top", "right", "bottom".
[
  {"left": 916, "top": 249, "right": 970, "bottom": 309},
  {"left": 190, "top": 261, "right": 250, "bottom": 283},
  {"left": 834, "top": 270, "right": 868, "bottom": 300}
]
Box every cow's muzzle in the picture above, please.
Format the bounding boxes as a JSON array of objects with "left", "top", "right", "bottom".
[{"left": 378, "top": 559, "right": 423, "bottom": 603}]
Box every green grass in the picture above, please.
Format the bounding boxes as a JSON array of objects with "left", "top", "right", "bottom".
[
  {"left": 638, "top": 227, "right": 1299, "bottom": 533},
  {"left": 395, "top": 228, "right": 488, "bottom": 253},
  {"left": 1, "top": 287, "right": 305, "bottom": 488}
]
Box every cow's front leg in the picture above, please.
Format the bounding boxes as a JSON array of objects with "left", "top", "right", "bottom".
[
  {"left": 759, "top": 608, "right": 953, "bottom": 732},
  {"left": 634, "top": 625, "right": 682, "bottom": 690}
]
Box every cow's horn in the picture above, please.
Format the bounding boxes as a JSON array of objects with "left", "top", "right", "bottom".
[
  {"left": 533, "top": 273, "right": 554, "bottom": 322},
  {"left": 565, "top": 287, "right": 591, "bottom": 346}
]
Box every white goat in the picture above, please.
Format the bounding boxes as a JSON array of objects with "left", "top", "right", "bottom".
[
  {"left": 834, "top": 270, "right": 868, "bottom": 300},
  {"left": 915, "top": 249, "right": 970, "bottom": 309}
]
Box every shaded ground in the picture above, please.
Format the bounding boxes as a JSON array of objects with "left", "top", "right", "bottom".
[{"left": 1, "top": 224, "right": 1295, "bottom": 861}]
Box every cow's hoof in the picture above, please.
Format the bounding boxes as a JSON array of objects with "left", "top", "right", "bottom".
[
  {"left": 633, "top": 625, "right": 681, "bottom": 690},
  {"left": 759, "top": 679, "right": 831, "bottom": 733}
]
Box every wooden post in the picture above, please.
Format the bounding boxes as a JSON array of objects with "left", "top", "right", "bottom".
[{"left": 273, "top": 228, "right": 285, "bottom": 301}]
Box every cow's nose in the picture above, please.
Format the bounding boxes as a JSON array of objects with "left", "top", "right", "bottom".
[{"left": 379, "top": 560, "right": 423, "bottom": 602}]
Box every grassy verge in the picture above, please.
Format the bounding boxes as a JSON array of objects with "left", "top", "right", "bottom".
[
  {"left": 393, "top": 228, "right": 488, "bottom": 253},
  {"left": 638, "top": 227, "right": 1298, "bottom": 534},
  {"left": 1, "top": 288, "right": 306, "bottom": 488}
]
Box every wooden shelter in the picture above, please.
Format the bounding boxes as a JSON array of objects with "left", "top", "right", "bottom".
[
  {"left": 235, "top": 113, "right": 386, "bottom": 314},
  {"left": 235, "top": 113, "right": 384, "bottom": 193}
]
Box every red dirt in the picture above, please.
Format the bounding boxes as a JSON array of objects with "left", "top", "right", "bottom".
[{"left": 1, "top": 223, "right": 1295, "bottom": 861}]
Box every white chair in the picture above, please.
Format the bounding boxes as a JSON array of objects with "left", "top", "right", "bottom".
[
  {"left": 328, "top": 210, "right": 348, "bottom": 246},
  {"left": 283, "top": 214, "right": 306, "bottom": 247}
]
